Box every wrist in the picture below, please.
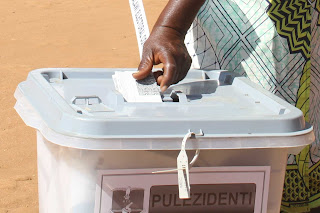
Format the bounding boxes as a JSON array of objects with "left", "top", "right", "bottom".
[
  {"left": 151, "top": 25, "right": 186, "bottom": 40},
  {"left": 152, "top": 0, "right": 205, "bottom": 39}
]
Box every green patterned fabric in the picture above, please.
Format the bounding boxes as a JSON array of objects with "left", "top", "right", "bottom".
[{"left": 185, "top": 0, "right": 320, "bottom": 212}]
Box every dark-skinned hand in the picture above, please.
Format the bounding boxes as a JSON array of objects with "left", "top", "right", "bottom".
[
  {"left": 133, "top": 26, "right": 192, "bottom": 92},
  {"left": 132, "top": 0, "right": 206, "bottom": 92}
]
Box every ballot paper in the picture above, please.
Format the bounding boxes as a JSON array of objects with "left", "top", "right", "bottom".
[{"left": 112, "top": 71, "right": 162, "bottom": 102}]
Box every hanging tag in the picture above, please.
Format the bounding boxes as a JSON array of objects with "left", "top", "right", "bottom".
[
  {"left": 151, "top": 130, "right": 203, "bottom": 199},
  {"left": 177, "top": 149, "right": 190, "bottom": 199},
  {"left": 177, "top": 131, "right": 193, "bottom": 199}
]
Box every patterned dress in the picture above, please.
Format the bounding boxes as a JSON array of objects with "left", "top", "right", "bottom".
[{"left": 185, "top": 0, "right": 320, "bottom": 212}]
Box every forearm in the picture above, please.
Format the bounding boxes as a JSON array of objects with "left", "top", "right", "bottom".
[{"left": 153, "top": 0, "right": 206, "bottom": 37}]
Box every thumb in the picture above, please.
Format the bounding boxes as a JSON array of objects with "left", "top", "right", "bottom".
[{"left": 133, "top": 54, "right": 154, "bottom": 80}]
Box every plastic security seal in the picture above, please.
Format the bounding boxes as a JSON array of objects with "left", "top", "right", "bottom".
[
  {"left": 153, "top": 130, "right": 202, "bottom": 199},
  {"left": 177, "top": 131, "right": 193, "bottom": 199}
]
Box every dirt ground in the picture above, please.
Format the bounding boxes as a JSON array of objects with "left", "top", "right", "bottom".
[{"left": 0, "top": 0, "right": 167, "bottom": 212}]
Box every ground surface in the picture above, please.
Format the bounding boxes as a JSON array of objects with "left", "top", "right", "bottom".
[{"left": 0, "top": 0, "right": 167, "bottom": 212}]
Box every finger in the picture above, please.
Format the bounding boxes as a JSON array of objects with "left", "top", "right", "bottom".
[
  {"left": 153, "top": 70, "right": 163, "bottom": 85},
  {"left": 156, "top": 75, "right": 164, "bottom": 86},
  {"left": 172, "top": 55, "right": 185, "bottom": 85},
  {"left": 160, "top": 55, "right": 177, "bottom": 92},
  {"left": 177, "top": 54, "right": 192, "bottom": 82},
  {"left": 172, "top": 60, "right": 181, "bottom": 85},
  {"left": 133, "top": 53, "right": 154, "bottom": 80}
]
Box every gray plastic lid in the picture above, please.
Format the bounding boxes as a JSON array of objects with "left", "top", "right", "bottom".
[{"left": 15, "top": 68, "right": 310, "bottom": 139}]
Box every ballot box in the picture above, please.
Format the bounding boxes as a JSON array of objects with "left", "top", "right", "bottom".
[{"left": 14, "top": 68, "right": 314, "bottom": 213}]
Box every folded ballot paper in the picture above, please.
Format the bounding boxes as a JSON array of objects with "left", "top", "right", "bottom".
[{"left": 112, "top": 71, "right": 162, "bottom": 102}]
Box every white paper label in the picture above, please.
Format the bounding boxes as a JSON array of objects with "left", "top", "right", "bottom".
[
  {"left": 94, "top": 167, "right": 270, "bottom": 213},
  {"left": 149, "top": 184, "right": 256, "bottom": 212}
]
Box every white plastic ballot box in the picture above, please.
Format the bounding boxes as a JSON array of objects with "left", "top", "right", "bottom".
[{"left": 14, "top": 68, "right": 314, "bottom": 213}]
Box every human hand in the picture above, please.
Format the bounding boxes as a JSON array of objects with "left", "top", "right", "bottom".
[{"left": 133, "top": 26, "right": 192, "bottom": 92}]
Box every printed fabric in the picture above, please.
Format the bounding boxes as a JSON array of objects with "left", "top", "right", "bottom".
[{"left": 185, "top": 0, "right": 320, "bottom": 212}]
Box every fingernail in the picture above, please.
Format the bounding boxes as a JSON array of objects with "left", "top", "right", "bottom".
[
  {"left": 132, "top": 72, "right": 139, "bottom": 77},
  {"left": 160, "top": 85, "right": 168, "bottom": 92}
]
